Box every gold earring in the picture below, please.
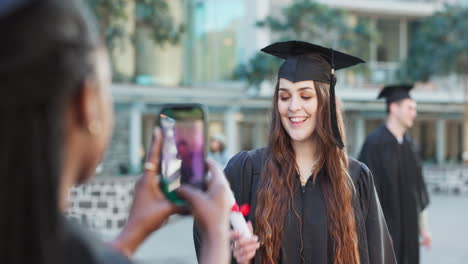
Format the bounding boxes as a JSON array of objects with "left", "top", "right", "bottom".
[{"left": 88, "top": 120, "right": 102, "bottom": 135}]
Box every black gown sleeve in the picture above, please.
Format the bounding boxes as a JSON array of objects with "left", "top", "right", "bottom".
[
  {"left": 357, "top": 163, "right": 397, "bottom": 264},
  {"left": 358, "top": 140, "right": 384, "bottom": 198},
  {"left": 407, "top": 138, "right": 430, "bottom": 212},
  {"left": 193, "top": 151, "right": 254, "bottom": 263}
]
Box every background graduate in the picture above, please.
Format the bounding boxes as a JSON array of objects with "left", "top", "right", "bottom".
[
  {"left": 359, "top": 84, "right": 431, "bottom": 264},
  {"left": 194, "top": 40, "right": 396, "bottom": 264}
]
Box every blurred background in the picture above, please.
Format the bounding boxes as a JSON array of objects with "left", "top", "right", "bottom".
[{"left": 66, "top": 0, "right": 468, "bottom": 263}]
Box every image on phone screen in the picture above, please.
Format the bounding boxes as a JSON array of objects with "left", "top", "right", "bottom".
[{"left": 159, "top": 106, "right": 205, "bottom": 193}]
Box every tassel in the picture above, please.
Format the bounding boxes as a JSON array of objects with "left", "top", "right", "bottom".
[{"left": 330, "top": 73, "right": 344, "bottom": 149}]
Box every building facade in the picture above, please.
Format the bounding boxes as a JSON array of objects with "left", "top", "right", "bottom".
[{"left": 97, "top": 0, "right": 465, "bottom": 177}]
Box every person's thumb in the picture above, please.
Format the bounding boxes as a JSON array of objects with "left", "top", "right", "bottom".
[
  {"left": 176, "top": 185, "right": 206, "bottom": 209},
  {"left": 247, "top": 221, "right": 254, "bottom": 233}
]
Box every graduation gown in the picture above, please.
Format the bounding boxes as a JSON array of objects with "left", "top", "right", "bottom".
[
  {"left": 194, "top": 148, "right": 396, "bottom": 264},
  {"left": 359, "top": 125, "right": 430, "bottom": 264}
]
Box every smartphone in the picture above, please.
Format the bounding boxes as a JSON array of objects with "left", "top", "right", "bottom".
[{"left": 158, "top": 104, "right": 207, "bottom": 205}]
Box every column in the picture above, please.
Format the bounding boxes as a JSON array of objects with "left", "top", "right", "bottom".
[
  {"left": 370, "top": 17, "right": 377, "bottom": 64},
  {"left": 252, "top": 119, "right": 267, "bottom": 149},
  {"left": 182, "top": 0, "right": 194, "bottom": 86},
  {"left": 463, "top": 76, "right": 468, "bottom": 164},
  {"left": 399, "top": 18, "right": 408, "bottom": 61},
  {"left": 412, "top": 121, "right": 422, "bottom": 148},
  {"left": 255, "top": 0, "right": 271, "bottom": 50},
  {"left": 448, "top": 121, "right": 460, "bottom": 162},
  {"left": 225, "top": 107, "right": 240, "bottom": 158},
  {"left": 353, "top": 115, "right": 366, "bottom": 158},
  {"left": 436, "top": 118, "right": 446, "bottom": 165},
  {"left": 129, "top": 102, "right": 143, "bottom": 174}
]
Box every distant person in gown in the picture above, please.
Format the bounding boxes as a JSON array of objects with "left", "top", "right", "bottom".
[
  {"left": 207, "top": 134, "right": 229, "bottom": 168},
  {"left": 359, "top": 84, "right": 431, "bottom": 264}
]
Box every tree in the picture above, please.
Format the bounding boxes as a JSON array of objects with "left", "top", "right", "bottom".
[
  {"left": 86, "top": 0, "right": 129, "bottom": 50},
  {"left": 400, "top": 4, "right": 468, "bottom": 164},
  {"left": 235, "top": 0, "right": 377, "bottom": 88},
  {"left": 234, "top": 52, "right": 281, "bottom": 88},
  {"left": 134, "top": 0, "right": 183, "bottom": 45},
  {"left": 400, "top": 4, "right": 468, "bottom": 82},
  {"left": 132, "top": 0, "right": 185, "bottom": 83},
  {"left": 86, "top": 0, "right": 184, "bottom": 81}
]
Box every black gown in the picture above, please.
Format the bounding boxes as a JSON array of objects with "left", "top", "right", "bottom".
[
  {"left": 194, "top": 148, "right": 396, "bottom": 264},
  {"left": 359, "top": 125, "right": 430, "bottom": 264}
]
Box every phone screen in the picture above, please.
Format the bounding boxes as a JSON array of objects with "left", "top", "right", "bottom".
[{"left": 159, "top": 105, "right": 206, "bottom": 193}]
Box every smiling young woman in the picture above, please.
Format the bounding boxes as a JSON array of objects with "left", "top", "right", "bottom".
[{"left": 194, "top": 41, "right": 397, "bottom": 264}]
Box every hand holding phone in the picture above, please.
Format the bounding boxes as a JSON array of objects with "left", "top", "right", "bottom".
[
  {"left": 111, "top": 128, "right": 185, "bottom": 256},
  {"left": 158, "top": 104, "right": 207, "bottom": 205}
]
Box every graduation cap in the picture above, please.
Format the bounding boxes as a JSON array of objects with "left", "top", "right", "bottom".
[
  {"left": 261, "top": 40, "right": 365, "bottom": 149},
  {"left": 377, "top": 84, "right": 414, "bottom": 104}
]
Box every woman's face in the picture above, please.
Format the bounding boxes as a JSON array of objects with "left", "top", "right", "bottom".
[{"left": 278, "top": 78, "right": 318, "bottom": 143}]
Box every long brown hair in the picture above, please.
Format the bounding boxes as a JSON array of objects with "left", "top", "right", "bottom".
[{"left": 255, "top": 81, "right": 360, "bottom": 264}]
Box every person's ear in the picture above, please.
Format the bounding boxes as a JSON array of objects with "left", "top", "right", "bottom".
[
  {"left": 71, "top": 79, "right": 102, "bottom": 135},
  {"left": 389, "top": 102, "right": 398, "bottom": 115}
]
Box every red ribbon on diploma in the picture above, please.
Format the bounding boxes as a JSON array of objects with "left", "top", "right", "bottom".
[{"left": 231, "top": 202, "right": 251, "bottom": 216}]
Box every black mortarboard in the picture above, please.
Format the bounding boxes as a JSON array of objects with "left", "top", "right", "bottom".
[
  {"left": 261, "top": 40, "right": 365, "bottom": 149},
  {"left": 377, "top": 84, "right": 414, "bottom": 104}
]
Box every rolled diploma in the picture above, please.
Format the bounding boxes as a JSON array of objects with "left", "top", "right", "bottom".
[{"left": 227, "top": 188, "right": 252, "bottom": 238}]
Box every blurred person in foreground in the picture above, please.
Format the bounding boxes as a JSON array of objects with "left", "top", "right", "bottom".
[
  {"left": 195, "top": 40, "right": 397, "bottom": 264},
  {"left": 0, "top": 0, "right": 230, "bottom": 263},
  {"left": 359, "top": 84, "right": 431, "bottom": 264}
]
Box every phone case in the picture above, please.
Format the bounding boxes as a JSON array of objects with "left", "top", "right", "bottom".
[{"left": 158, "top": 103, "right": 208, "bottom": 206}]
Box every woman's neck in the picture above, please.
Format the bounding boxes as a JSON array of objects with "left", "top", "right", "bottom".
[
  {"left": 292, "top": 138, "right": 318, "bottom": 179},
  {"left": 59, "top": 162, "right": 76, "bottom": 211}
]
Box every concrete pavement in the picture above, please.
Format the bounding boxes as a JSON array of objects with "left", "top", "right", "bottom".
[{"left": 102, "top": 194, "right": 468, "bottom": 263}]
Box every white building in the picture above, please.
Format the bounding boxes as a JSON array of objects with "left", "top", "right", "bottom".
[{"left": 101, "top": 0, "right": 464, "bottom": 176}]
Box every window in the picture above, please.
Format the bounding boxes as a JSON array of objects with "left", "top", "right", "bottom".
[
  {"left": 376, "top": 19, "right": 401, "bottom": 62},
  {"left": 191, "top": 0, "right": 246, "bottom": 82}
]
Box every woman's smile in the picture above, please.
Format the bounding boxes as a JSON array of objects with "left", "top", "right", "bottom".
[{"left": 288, "top": 116, "right": 309, "bottom": 127}]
